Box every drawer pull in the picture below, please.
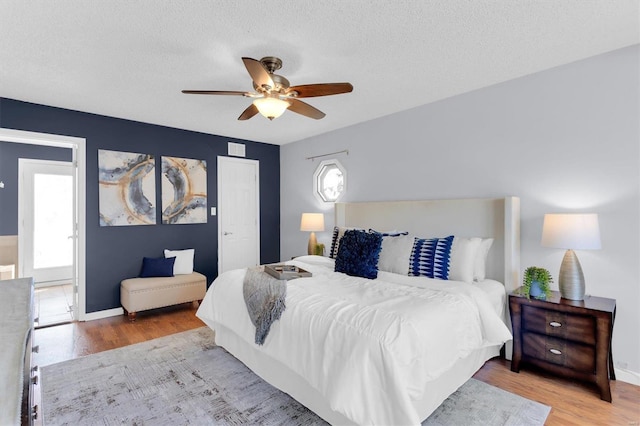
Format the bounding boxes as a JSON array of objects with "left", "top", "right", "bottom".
[
  {"left": 32, "top": 404, "right": 38, "bottom": 420},
  {"left": 549, "top": 348, "right": 562, "bottom": 355},
  {"left": 549, "top": 321, "right": 562, "bottom": 327},
  {"left": 31, "top": 375, "right": 38, "bottom": 385},
  {"left": 32, "top": 345, "right": 39, "bottom": 353},
  {"left": 32, "top": 365, "right": 38, "bottom": 373}
]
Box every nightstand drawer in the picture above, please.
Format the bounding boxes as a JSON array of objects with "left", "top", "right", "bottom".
[
  {"left": 523, "top": 332, "right": 595, "bottom": 372},
  {"left": 522, "top": 305, "right": 596, "bottom": 345}
]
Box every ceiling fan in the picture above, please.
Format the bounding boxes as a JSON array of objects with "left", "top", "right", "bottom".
[{"left": 182, "top": 56, "right": 353, "bottom": 121}]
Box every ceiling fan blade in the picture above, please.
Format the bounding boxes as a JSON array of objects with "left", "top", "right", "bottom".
[
  {"left": 242, "top": 57, "right": 275, "bottom": 90},
  {"left": 182, "top": 90, "right": 247, "bottom": 96},
  {"left": 238, "top": 103, "right": 259, "bottom": 121},
  {"left": 287, "top": 98, "right": 326, "bottom": 120},
  {"left": 287, "top": 83, "right": 353, "bottom": 98}
]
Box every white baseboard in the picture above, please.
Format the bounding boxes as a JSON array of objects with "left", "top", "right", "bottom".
[
  {"left": 615, "top": 367, "right": 640, "bottom": 386},
  {"left": 80, "top": 307, "right": 124, "bottom": 321}
]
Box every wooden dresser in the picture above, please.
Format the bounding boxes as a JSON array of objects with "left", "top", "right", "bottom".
[
  {"left": 509, "top": 288, "right": 616, "bottom": 402},
  {"left": 0, "top": 277, "right": 37, "bottom": 425}
]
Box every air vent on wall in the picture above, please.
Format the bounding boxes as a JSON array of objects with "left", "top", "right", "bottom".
[{"left": 228, "top": 142, "right": 246, "bottom": 157}]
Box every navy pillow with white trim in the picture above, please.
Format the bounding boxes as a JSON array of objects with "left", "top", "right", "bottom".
[
  {"left": 409, "top": 235, "right": 454, "bottom": 280},
  {"left": 368, "top": 229, "right": 409, "bottom": 237}
]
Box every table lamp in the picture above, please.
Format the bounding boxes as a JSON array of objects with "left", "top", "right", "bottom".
[
  {"left": 541, "top": 213, "right": 601, "bottom": 300},
  {"left": 300, "top": 213, "right": 325, "bottom": 255}
]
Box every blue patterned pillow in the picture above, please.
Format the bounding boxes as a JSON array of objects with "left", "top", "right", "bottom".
[
  {"left": 329, "top": 226, "right": 341, "bottom": 258},
  {"left": 334, "top": 230, "right": 383, "bottom": 279},
  {"left": 409, "top": 235, "right": 454, "bottom": 279}
]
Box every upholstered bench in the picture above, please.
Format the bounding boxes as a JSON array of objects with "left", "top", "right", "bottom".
[{"left": 120, "top": 272, "right": 207, "bottom": 321}]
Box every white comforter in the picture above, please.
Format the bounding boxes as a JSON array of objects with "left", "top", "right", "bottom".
[{"left": 196, "top": 255, "right": 511, "bottom": 426}]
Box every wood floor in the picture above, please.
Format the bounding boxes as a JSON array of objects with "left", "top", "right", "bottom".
[{"left": 35, "top": 303, "right": 640, "bottom": 425}]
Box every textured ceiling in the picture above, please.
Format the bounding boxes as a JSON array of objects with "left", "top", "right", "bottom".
[{"left": 1, "top": 1, "right": 638, "bottom": 145}]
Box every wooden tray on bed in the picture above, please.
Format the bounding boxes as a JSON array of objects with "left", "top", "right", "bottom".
[{"left": 265, "top": 264, "right": 312, "bottom": 280}]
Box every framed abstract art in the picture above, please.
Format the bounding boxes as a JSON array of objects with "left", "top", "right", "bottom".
[
  {"left": 98, "top": 149, "right": 156, "bottom": 226},
  {"left": 161, "top": 156, "right": 207, "bottom": 224}
]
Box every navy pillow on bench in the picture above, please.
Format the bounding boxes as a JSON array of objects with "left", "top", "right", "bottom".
[{"left": 139, "top": 256, "right": 175, "bottom": 278}]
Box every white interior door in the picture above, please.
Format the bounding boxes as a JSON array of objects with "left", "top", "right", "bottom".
[
  {"left": 217, "top": 156, "right": 260, "bottom": 273},
  {"left": 19, "top": 159, "right": 75, "bottom": 286}
]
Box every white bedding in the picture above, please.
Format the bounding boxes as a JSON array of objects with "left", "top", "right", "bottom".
[
  {"left": 196, "top": 255, "right": 511, "bottom": 425},
  {"left": 474, "top": 278, "right": 508, "bottom": 319}
]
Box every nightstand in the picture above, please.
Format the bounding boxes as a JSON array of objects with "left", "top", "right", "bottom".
[{"left": 509, "top": 288, "right": 616, "bottom": 402}]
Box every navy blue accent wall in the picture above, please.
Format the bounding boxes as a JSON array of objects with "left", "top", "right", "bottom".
[
  {"left": 0, "top": 142, "right": 72, "bottom": 235},
  {"left": 0, "top": 98, "right": 280, "bottom": 313}
]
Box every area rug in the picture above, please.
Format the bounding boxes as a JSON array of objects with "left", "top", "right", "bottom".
[{"left": 41, "top": 327, "right": 550, "bottom": 425}]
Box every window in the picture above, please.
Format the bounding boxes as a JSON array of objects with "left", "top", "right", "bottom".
[{"left": 313, "top": 159, "right": 346, "bottom": 203}]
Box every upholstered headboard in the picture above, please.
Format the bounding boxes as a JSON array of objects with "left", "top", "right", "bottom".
[{"left": 334, "top": 197, "right": 521, "bottom": 292}]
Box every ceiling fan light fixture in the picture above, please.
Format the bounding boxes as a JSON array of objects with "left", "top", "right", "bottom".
[
  {"left": 183, "top": 56, "right": 352, "bottom": 121},
  {"left": 253, "top": 96, "right": 290, "bottom": 120}
]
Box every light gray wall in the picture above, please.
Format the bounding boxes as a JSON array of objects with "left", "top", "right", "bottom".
[{"left": 280, "top": 45, "right": 640, "bottom": 379}]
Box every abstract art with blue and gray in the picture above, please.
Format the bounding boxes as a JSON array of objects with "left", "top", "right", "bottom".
[
  {"left": 98, "top": 149, "right": 156, "bottom": 226},
  {"left": 161, "top": 156, "right": 207, "bottom": 224}
]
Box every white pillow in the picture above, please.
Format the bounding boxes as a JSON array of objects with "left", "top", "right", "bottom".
[
  {"left": 164, "top": 248, "right": 195, "bottom": 275},
  {"left": 473, "top": 238, "right": 494, "bottom": 281},
  {"left": 378, "top": 235, "right": 414, "bottom": 275},
  {"left": 449, "top": 237, "right": 482, "bottom": 283}
]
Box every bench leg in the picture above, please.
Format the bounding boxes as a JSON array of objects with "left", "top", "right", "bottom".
[{"left": 128, "top": 311, "right": 137, "bottom": 321}]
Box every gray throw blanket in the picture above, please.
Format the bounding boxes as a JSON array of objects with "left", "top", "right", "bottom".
[{"left": 243, "top": 267, "right": 287, "bottom": 345}]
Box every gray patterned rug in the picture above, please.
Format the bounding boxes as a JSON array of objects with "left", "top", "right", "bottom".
[{"left": 41, "top": 327, "right": 550, "bottom": 425}]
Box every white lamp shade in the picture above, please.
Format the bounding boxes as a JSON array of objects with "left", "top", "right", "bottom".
[
  {"left": 541, "top": 213, "right": 601, "bottom": 250},
  {"left": 300, "top": 213, "right": 325, "bottom": 232},
  {"left": 253, "top": 97, "right": 290, "bottom": 120}
]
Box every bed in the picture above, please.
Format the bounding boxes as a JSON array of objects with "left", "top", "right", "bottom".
[{"left": 197, "top": 197, "right": 520, "bottom": 425}]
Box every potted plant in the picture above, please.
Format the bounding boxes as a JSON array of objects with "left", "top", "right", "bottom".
[
  {"left": 521, "top": 266, "right": 553, "bottom": 300},
  {"left": 314, "top": 243, "right": 326, "bottom": 256}
]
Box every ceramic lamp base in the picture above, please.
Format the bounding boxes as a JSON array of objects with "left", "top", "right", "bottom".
[
  {"left": 307, "top": 232, "right": 317, "bottom": 255},
  {"left": 558, "top": 249, "right": 585, "bottom": 300}
]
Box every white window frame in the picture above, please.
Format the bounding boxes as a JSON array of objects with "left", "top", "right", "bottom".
[{"left": 313, "top": 159, "right": 346, "bottom": 203}]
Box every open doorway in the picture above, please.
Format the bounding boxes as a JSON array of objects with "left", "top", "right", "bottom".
[
  {"left": 0, "top": 128, "right": 87, "bottom": 322},
  {"left": 19, "top": 159, "right": 75, "bottom": 326}
]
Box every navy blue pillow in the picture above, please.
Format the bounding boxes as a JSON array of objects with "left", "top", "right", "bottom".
[
  {"left": 334, "top": 230, "right": 383, "bottom": 279},
  {"left": 409, "top": 235, "right": 454, "bottom": 279},
  {"left": 139, "top": 256, "right": 175, "bottom": 278}
]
